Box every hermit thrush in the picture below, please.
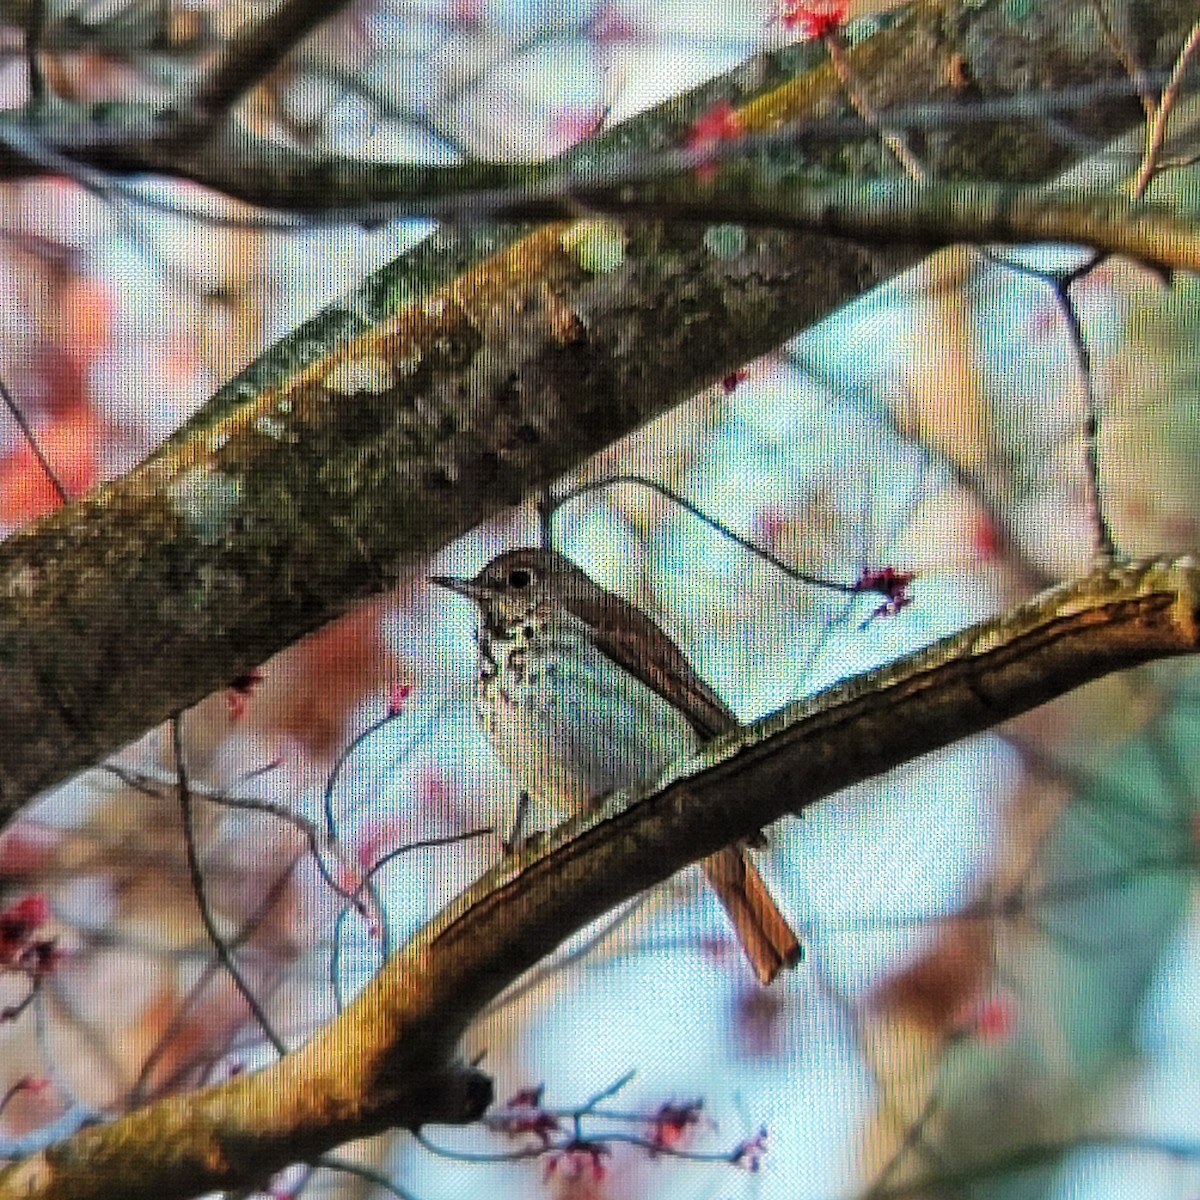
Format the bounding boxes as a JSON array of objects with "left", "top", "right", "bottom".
[{"left": 431, "top": 547, "right": 800, "bottom": 984}]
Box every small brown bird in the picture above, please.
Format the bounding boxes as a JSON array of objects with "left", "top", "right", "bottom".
[{"left": 432, "top": 547, "right": 801, "bottom": 984}]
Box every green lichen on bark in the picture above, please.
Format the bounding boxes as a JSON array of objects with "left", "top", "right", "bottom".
[{"left": 0, "top": 0, "right": 1195, "bottom": 815}]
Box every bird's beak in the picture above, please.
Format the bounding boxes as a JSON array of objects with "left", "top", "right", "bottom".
[{"left": 429, "top": 573, "right": 480, "bottom": 601}]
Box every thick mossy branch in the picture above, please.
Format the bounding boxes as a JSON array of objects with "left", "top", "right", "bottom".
[
  {"left": 0, "top": 217, "right": 903, "bottom": 814},
  {"left": 0, "top": 557, "right": 1196, "bottom": 1200},
  {"left": 0, "top": 0, "right": 1193, "bottom": 813}
]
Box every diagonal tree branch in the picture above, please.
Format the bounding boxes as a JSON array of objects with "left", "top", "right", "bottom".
[{"left": 0, "top": 556, "right": 1195, "bottom": 1200}]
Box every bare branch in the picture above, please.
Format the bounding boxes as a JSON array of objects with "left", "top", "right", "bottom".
[{"left": 469, "top": 175, "right": 1200, "bottom": 274}]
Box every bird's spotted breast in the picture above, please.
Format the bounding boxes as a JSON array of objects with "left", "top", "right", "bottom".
[{"left": 475, "top": 615, "right": 697, "bottom": 819}]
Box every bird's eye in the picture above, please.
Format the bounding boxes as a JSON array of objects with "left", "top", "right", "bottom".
[{"left": 507, "top": 568, "right": 533, "bottom": 589}]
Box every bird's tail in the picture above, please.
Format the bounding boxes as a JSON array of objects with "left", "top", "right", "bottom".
[{"left": 703, "top": 847, "right": 802, "bottom": 985}]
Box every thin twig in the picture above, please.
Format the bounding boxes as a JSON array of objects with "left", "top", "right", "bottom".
[
  {"left": 23, "top": 0, "right": 44, "bottom": 106},
  {"left": 414, "top": 1124, "right": 760, "bottom": 1169},
  {"left": 323, "top": 708, "right": 405, "bottom": 839},
  {"left": 976, "top": 252, "right": 1115, "bottom": 558},
  {"left": 1086, "top": 0, "right": 1156, "bottom": 119},
  {"left": 1051, "top": 272, "right": 1115, "bottom": 559},
  {"left": 552, "top": 473, "right": 862, "bottom": 594},
  {"left": 0, "top": 371, "right": 66, "bottom": 505},
  {"left": 128, "top": 848, "right": 306, "bottom": 1106},
  {"left": 1129, "top": 19, "right": 1200, "bottom": 198},
  {"left": 824, "top": 31, "right": 927, "bottom": 181},
  {"left": 357, "top": 826, "right": 495, "bottom": 954},
  {"left": 102, "top": 762, "right": 370, "bottom": 915},
  {"left": 329, "top": 824, "right": 494, "bottom": 1009},
  {"left": 864, "top": 1082, "right": 945, "bottom": 1196},
  {"left": 171, "top": 714, "right": 287, "bottom": 1057}
]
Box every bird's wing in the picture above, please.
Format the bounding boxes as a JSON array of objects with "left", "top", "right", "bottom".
[{"left": 565, "top": 585, "right": 737, "bottom": 739}]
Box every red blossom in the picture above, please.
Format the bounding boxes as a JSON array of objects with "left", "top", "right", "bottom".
[
  {"left": 487, "top": 1086, "right": 560, "bottom": 1146},
  {"left": 684, "top": 100, "right": 745, "bottom": 180},
  {"left": 0, "top": 895, "right": 57, "bottom": 1019},
  {"left": 386, "top": 681, "right": 414, "bottom": 717},
  {"left": 226, "top": 668, "right": 264, "bottom": 719},
  {"left": 970, "top": 995, "right": 1014, "bottom": 1042},
  {"left": 0, "top": 894, "right": 48, "bottom": 953},
  {"left": 649, "top": 1100, "right": 704, "bottom": 1153},
  {"left": 973, "top": 513, "right": 1003, "bottom": 560},
  {"left": 732, "top": 1127, "right": 769, "bottom": 1172},
  {"left": 506, "top": 1109, "right": 560, "bottom": 1145},
  {"left": 779, "top": 0, "right": 848, "bottom": 38},
  {"left": 543, "top": 1140, "right": 609, "bottom": 1183},
  {"left": 722, "top": 368, "right": 749, "bottom": 394},
  {"left": 855, "top": 566, "right": 916, "bottom": 618},
  {"left": 686, "top": 100, "right": 743, "bottom": 148}
]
